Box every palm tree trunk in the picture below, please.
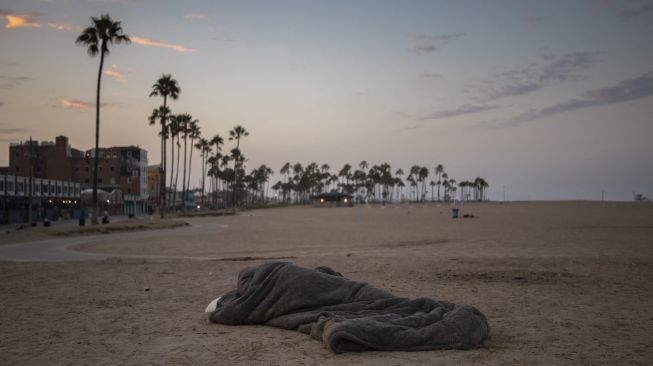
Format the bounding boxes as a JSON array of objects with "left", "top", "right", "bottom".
[
  {"left": 169, "top": 134, "right": 175, "bottom": 209},
  {"left": 174, "top": 141, "right": 180, "bottom": 209},
  {"left": 160, "top": 95, "right": 167, "bottom": 218},
  {"left": 187, "top": 138, "right": 195, "bottom": 207},
  {"left": 182, "top": 135, "right": 188, "bottom": 211},
  {"left": 91, "top": 47, "right": 105, "bottom": 225}
]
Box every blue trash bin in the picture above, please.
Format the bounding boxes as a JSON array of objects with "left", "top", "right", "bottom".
[{"left": 452, "top": 208, "right": 459, "bottom": 218}]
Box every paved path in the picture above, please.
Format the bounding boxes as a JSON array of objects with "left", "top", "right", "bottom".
[{"left": 0, "top": 221, "right": 228, "bottom": 262}]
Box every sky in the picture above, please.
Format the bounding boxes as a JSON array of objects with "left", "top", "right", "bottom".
[{"left": 0, "top": 0, "right": 652, "bottom": 201}]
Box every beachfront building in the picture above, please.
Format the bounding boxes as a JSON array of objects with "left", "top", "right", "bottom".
[
  {"left": 147, "top": 164, "right": 161, "bottom": 214},
  {"left": 0, "top": 173, "right": 81, "bottom": 224},
  {"left": 4, "top": 135, "right": 149, "bottom": 218}
]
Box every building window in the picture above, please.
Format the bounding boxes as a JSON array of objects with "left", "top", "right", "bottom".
[
  {"left": 42, "top": 184, "right": 47, "bottom": 193},
  {"left": 0, "top": 181, "right": 3, "bottom": 191},
  {"left": 17, "top": 182, "right": 24, "bottom": 193},
  {"left": 110, "top": 166, "right": 115, "bottom": 172},
  {"left": 57, "top": 185, "right": 61, "bottom": 194},
  {"left": 85, "top": 167, "right": 89, "bottom": 172},
  {"left": 110, "top": 177, "right": 115, "bottom": 185},
  {"left": 8, "top": 182, "right": 14, "bottom": 191},
  {"left": 85, "top": 178, "right": 89, "bottom": 183},
  {"left": 98, "top": 178, "right": 102, "bottom": 183}
]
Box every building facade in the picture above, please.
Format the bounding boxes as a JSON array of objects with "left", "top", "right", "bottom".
[{"left": 5, "top": 135, "right": 149, "bottom": 218}]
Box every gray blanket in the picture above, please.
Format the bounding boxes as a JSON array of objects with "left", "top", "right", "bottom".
[{"left": 208, "top": 261, "right": 490, "bottom": 353}]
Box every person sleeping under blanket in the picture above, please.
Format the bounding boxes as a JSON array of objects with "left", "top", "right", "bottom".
[{"left": 206, "top": 261, "right": 490, "bottom": 353}]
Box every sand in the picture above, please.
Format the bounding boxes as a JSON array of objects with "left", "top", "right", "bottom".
[{"left": 1, "top": 202, "right": 652, "bottom": 365}]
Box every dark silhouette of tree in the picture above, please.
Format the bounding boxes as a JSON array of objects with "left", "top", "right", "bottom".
[
  {"left": 435, "top": 164, "right": 444, "bottom": 202},
  {"left": 228, "top": 125, "right": 249, "bottom": 209},
  {"left": 185, "top": 119, "right": 200, "bottom": 209},
  {"left": 149, "top": 74, "right": 180, "bottom": 217},
  {"left": 76, "top": 13, "right": 130, "bottom": 224}
]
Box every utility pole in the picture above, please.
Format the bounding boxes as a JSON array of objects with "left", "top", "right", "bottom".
[{"left": 25, "top": 137, "right": 36, "bottom": 225}]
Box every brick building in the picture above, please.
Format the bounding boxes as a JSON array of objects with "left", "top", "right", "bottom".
[{"left": 5, "top": 135, "right": 149, "bottom": 216}]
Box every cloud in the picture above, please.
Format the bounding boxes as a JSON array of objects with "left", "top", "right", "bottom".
[
  {"left": 472, "top": 50, "right": 604, "bottom": 101},
  {"left": 0, "top": 11, "right": 40, "bottom": 29},
  {"left": 103, "top": 64, "right": 131, "bottom": 81},
  {"left": 420, "top": 104, "right": 501, "bottom": 120},
  {"left": 48, "top": 22, "right": 81, "bottom": 31},
  {"left": 503, "top": 72, "right": 653, "bottom": 126},
  {"left": 0, "top": 127, "right": 27, "bottom": 133},
  {"left": 131, "top": 36, "right": 197, "bottom": 52},
  {"left": 410, "top": 33, "right": 465, "bottom": 55},
  {"left": 620, "top": 2, "right": 653, "bottom": 21},
  {"left": 184, "top": 13, "right": 208, "bottom": 20},
  {"left": 0, "top": 75, "right": 31, "bottom": 89},
  {"left": 61, "top": 99, "right": 96, "bottom": 110},
  {"left": 420, "top": 72, "right": 441, "bottom": 79},
  {"left": 401, "top": 125, "right": 422, "bottom": 131}
]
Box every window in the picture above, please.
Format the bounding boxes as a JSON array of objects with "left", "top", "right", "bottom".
[
  {"left": 42, "top": 184, "right": 47, "bottom": 193},
  {"left": 64, "top": 186, "right": 68, "bottom": 195},
  {"left": 0, "top": 181, "right": 4, "bottom": 191},
  {"left": 57, "top": 185, "right": 61, "bottom": 194},
  {"left": 110, "top": 166, "right": 115, "bottom": 172},
  {"left": 17, "top": 182, "right": 24, "bottom": 193},
  {"left": 85, "top": 167, "right": 89, "bottom": 172},
  {"left": 84, "top": 178, "right": 89, "bottom": 183},
  {"left": 110, "top": 177, "right": 115, "bottom": 185}
]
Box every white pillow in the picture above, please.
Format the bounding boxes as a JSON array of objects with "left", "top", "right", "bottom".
[{"left": 205, "top": 297, "right": 221, "bottom": 313}]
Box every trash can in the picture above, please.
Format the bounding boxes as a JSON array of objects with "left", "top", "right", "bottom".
[{"left": 451, "top": 208, "right": 459, "bottom": 219}]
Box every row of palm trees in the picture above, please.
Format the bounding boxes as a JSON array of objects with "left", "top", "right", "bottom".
[
  {"left": 76, "top": 13, "right": 255, "bottom": 219},
  {"left": 76, "top": 14, "right": 489, "bottom": 221},
  {"left": 269, "top": 161, "right": 489, "bottom": 204},
  {"left": 148, "top": 74, "right": 255, "bottom": 215}
]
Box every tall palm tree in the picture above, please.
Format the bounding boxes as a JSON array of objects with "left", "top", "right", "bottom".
[
  {"left": 435, "top": 164, "right": 444, "bottom": 202},
  {"left": 166, "top": 114, "right": 180, "bottom": 207},
  {"left": 228, "top": 125, "right": 249, "bottom": 209},
  {"left": 149, "top": 74, "right": 180, "bottom": 217},
  {"left": 195, "top": 137, "right": 210, "bottom": 208},
  {"left": 76, "top": 14, "right": 130, "bottom": 224},
  {"left": 185, "top": 119, "right": 200, "bottom": 209},
  {"left": 209, "top": 134, "right": 224, "bottom": 205}
]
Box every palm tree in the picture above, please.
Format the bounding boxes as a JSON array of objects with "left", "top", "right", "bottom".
[
  {"left": 435, "top": 164, "right": 444, "bottom": 202},
  {"left": 418, "top": 166, "right": 429, "bottom": 202},
  {"left": 185, "top": 119, "right": 200, "bottom": 209},
  {"left": 149, "top": 74, "right": 180, "bottom": 217},
  {"left": 395, "top": 168, "right": 404, "bottom": 201},
  {"left": 195, "top": 137, "right": 210, "bottom": 207},
  {"left": 280, "top": 162, "right": 291, "bottom": 202},
  {"left": 76, "top": 14, "right": 130, "bottom": 224},
  {"left": 228, "top": 125, "right": 249, "bottom": 209},
  {"left": 166, "top": 114, "right": 180, "bottom": 207}
]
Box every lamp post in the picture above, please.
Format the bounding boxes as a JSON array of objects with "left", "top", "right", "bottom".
[{"left": 25, "top": 137, "right": 36, "bottom": 225}]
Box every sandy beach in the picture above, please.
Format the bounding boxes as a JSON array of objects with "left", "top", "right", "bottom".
[{"left": 1, "top": 201, "right": 652, "bottom": 365}]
